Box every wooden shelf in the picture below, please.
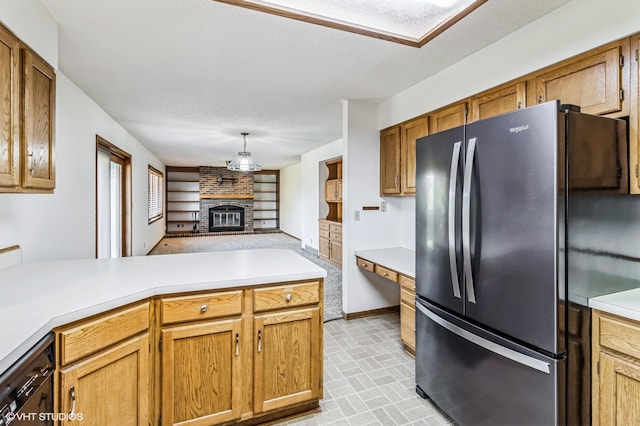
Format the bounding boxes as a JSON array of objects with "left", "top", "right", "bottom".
[{"left": 200, "top": 194, "right": 254, "bottom": 199}]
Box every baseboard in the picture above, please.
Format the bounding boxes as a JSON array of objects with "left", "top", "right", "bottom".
[{"left": 342, "top": 305, "right": 400, "bottom": 320}]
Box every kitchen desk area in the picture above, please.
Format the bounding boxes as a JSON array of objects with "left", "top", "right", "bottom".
[
  {"left": 354, "top": 247, "right": 416, "bottom": 353},
  {"left": 0, "top": 249, "right": 326, "bottom": 425}
]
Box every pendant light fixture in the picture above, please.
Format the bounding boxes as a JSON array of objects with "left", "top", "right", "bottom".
[{"left": 227, "top": 132, "right": 261, "bottom": 172}]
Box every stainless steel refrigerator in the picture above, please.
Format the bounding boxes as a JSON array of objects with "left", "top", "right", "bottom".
[{"left": 414, "top": 100, "right": 627, "bottom": 425}]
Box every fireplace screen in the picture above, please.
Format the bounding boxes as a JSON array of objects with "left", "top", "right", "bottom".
[{"left": 209, "top": 205, "right": 245, "bottom": 232}]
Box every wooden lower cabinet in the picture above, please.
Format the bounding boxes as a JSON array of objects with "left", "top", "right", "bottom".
[
  {"left": 55, "top": 281, "right": 323, "bottom": 426},
  {"left": 161, "top": 319, "right": 243, "bottom": 425},
  {"left": 593, "top": 310, "right": 640, "bottom": 425},
  {"left": 254, "top": 307, "right": 322, "bottom": 413},
  {"left": 319, "top": 220, "right": 342, "bottom": 266},
  {"left": 58, "top": 334, "right": 150, "bottom": 426}
]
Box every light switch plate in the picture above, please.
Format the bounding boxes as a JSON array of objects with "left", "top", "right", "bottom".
[
  {"left": 354, "top": 210, "right": 360, "bottom": 221},
  {"left": 380, "top": 201, "right": 387, "bottom": 212}
]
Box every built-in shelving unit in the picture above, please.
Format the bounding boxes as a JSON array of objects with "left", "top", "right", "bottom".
[
  {"left": 253, "top": 170, "right": 279, "bottom": 231},
  {"left": 166, "top": 166, "right": 200, "bottom": 233},
  {"left": 319, "top": 158, "right": 342, "bottom": 266}
]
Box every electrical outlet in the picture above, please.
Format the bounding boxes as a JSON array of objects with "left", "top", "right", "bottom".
[
  {"left": 380, "top": 201, "right": 387, "bottom": 212},
  {"left": 354, "top": 210, "right": 360, "bottom": 221}
]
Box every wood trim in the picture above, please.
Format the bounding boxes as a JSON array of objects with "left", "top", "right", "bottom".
[
  {"left": 0, "top": 245, "right": 20, "bottom": 255},
  {"left": 200, "top": 194, "right": 254, "bottom": 199},
  {"left": 95, "top": 135, "right": 132, "bottom": 257},
  {"left": 342, "top": 305, "right": 400, "bottom": 320},
  {"left": 215, "top": 0, "right": 487, "bottom": 48}
]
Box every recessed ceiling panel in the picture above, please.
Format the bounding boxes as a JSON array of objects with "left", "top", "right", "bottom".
[{"left": 216, "top": 0, "right": 486, "bottom": 47}]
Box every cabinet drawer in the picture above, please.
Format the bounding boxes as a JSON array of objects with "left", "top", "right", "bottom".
[
  {"left": 356, "top": 257, "right": 374, "bottom": 273},
  {"left": 329, "top": 223, "right": 342, "bottom": 233},
  {"left": 599, "top": 314, "right": 640, "bottom": 359},
  {"left": 399, "top": 275, "right": 416, "bottom": 292},
  {"left": 254, "top": 281, "right": 320, "bottom": 312},
  {"left": 401, "top": 288, "right": 415, "bottom": 306},
  {"left": 319, "top": 229, "right": 330, "bottom": 239},
  {"left": 161, "top": 290, "right": 243, "bottom": 325},
  {"left": 59, "top": 302, "right": 150, "bottom": 366},
  {"left": 375, "top": 264, "right": 398, "bottom": 282},
  {"left": 319, "top": 221, "right": 330, "bottom": 231},
  {"left": 329, "top": 232, "right": 342, "bottom": 242}
]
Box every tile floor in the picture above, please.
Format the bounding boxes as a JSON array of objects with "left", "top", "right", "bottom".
[{"left": 277, "top": 313, "right": 455, "bottom": 426}]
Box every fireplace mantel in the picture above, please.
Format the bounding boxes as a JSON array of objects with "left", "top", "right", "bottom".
[{"left": 201, "top": 194, "right": 254, "bottom": 199}]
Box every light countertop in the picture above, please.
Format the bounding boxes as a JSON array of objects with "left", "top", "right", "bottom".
[
  {"left": 354, "top": 247, "right": 415, "bottom": 278},
  {"left": 0, "top": 249, "right": 326, "bottom": 374},
  {"left": 589, "top": 288, "right": 640, "bottom": 322}
]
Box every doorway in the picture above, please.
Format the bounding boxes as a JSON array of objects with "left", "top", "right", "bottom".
[{"left": 96, "top": 136, "right": 131, "bottom": 258}]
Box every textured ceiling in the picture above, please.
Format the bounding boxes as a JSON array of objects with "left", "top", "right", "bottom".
[{"left": 39, "top": 0, "right": 572, "bottom": 169}]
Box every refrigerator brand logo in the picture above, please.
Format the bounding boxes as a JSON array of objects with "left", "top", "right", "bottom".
[{"left": 509, "top": 124, "right": 529, "bottom": 133}]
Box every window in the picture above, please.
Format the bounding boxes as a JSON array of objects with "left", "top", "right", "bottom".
[{"left": 148, "top": 166, "right": 164, "bottom": 223}]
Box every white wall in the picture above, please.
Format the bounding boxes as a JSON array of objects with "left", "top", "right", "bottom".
[
  {"left": 378, "top": 0, "right": 640, "bottom": 252},
  {"left": 299, "top": 139, "right": 342, "bottom": 252},
  {"left": 279, "top": 162, "right": 302, "bottom": 238},
  {"left": 0, "top": 0, "right": 165, "bottom": 262},
  {"left": 342, "top": 100, "right": 403, "bottom": 314}
]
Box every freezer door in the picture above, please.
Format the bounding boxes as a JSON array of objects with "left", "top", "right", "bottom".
[
  {"left": 463, "top": 101, "right": 562, "bottom": 354},
  {"left": 416, "top": 126, "right": 465, "bottom": 314},
  {"left": 415, "top": 300, "right": 563, "bottom": 426}
]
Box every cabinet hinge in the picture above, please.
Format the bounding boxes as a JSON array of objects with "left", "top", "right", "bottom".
[
  {"left": 619, "top": 55, "right": 624, "bottom": 67},
  {"left": 158, "top": 416, "right": 162, "bottom": 426},
  {"left": 635, "top": 49, "right": 639, "bottom": 62},
  {"left": 620, "top": 89, "right": 624, "bottom": 101},
  {"left": 597, "top": 360, "right": 600, "bottom": 375},
  {"left": 636, "top": 164, "right": 639, "bottom": 178},
  {"left": 159, "top": 339, "right": 162, "bottom": 352}
]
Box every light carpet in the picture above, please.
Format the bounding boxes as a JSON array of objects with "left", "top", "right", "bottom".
[{"left": 148, "top": 233, "right": 343, "bottom": 321}]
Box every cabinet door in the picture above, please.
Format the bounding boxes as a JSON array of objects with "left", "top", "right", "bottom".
[
  {"left": 632, "top": 36, "right": 640, "bottom": 194},
  {"left": 0, "top": 25, "right": 19, "bottom": 189},
  {"left": 161, "top": 319, "right": 242, "bottom": 425},
  {"left": 329, "top": 240, "right": 342, "bottom": 265},
  {"left": 400, "top": 299, "right": 415, "bottom": 353},
  {"left": 470, "top": 82, "right": 526, "bottom": 121},
  {"left": 429, "top": 102, "right": 466, "bottom": 134},
  {"left": 535, "top": 43, "right": 626, "bottom": 116},
  {"left": 380, "top": 126, "right": 401, "bottom": 195},
  {"left": 598, "top": 352, "right": 640, "bottom": 425},
  {"left": 59, "top": 334, "right": 150, "bottom": 426},
  {"left": 325, "top": 180, "right": 337, "bottom": 202},
  {"left": 254, "top": 307, "right": 321, "bottom": 413},
  {"left": 318, "top": 237, "right": 330, "bottom": 260},
  {"left": 400, "top": 117, "right": 427, "bottom": 195},
  {"left": 22, "top": 47, "right": 55, "bottom": 190}
]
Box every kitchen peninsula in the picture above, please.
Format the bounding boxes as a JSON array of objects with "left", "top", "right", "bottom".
[{"left": 0, "top": 249, "right": 326, "bottom": 425}]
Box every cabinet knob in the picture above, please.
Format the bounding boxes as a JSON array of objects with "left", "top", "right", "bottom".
[
  {"left": 383, "top": 272, "right": 388, "bottom": 277},
  {"left": 361, "top": 263, "right": 367, "bottom": 267},
  {"left": 285, "top": 294, "right": 292, "bottom": 302},
  {"left": 200, "top": 304, "right": 208, "bottom": 313}
]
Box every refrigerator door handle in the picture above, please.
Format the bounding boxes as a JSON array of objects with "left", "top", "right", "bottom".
[
  {"left": 448, "top": 141, "right": 462, "bottom": 299},
  {"left": 463, "top": 137, "right": 477, "bottom": 303},
  {"left": 416, "top": 301, "right": 551, "bottom": 374}
]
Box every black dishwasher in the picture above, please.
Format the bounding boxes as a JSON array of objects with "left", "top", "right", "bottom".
[{"left": 0, "top": 333, "right": 55, "bottom": 425}]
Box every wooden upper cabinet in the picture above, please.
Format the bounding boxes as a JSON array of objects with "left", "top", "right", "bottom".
[
  {"left": 0, "top": 25, "right": 20, "bottom": 189},
  {"left": 400, "top": 117, "right": 427, "bottom": 195},
  {"left": 429, "top": 102, "right": 467, "bottom": 133},
  {"left": 535, "top": 41, "right": 628, "bottom": 117},
  {"left": 380, "top": 125, "right": 401, "bottom": 195},
  {"left": 0, "top": 22, "right": 56, "bottom": 193},
  {"left": 631, "top": 35, "right": 640, "bottom": 194},
  {"left": 470, "top": 82, "right": 526, "bottom": 122},
  {"left": 22, "top": 47, "right": 55, "bottom": 190}
]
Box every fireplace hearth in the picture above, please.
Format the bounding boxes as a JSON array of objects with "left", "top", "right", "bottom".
[{"left": 209, "top": 205, "right": 245, "bottom": 232}]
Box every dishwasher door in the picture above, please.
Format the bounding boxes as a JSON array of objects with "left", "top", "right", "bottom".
[
  {"left": 0, "top": 333, "right": 55, "bottom": 425},
  {"left": 415, "top": 299, "right": 563, "bottom": 426}
]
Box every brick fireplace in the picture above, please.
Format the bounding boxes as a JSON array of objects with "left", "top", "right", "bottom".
[{"left": 198, "top": 166, "right": 254, "bottom": 233}]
